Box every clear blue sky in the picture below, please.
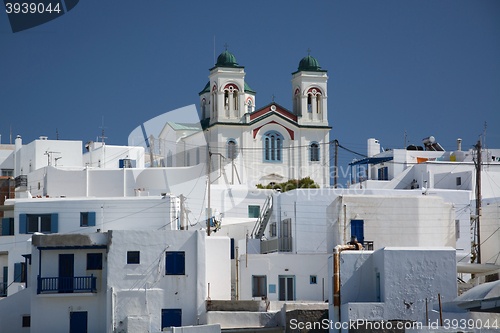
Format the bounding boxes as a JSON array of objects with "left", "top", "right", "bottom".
[{"left": 1, "top": 1, "right": 499, "bottom": 185}]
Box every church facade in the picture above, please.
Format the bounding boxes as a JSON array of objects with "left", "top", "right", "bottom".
[{"left": 160, "top": 51, "right": 331, "bottom": 188}]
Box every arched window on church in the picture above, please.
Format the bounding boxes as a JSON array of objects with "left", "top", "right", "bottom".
[
  {"left": 263, "top": 131, "right": 283, "bottom": 163},
  {"left": 224, "top": 91, "right": 229, "bottom": 111},
  {"left": 201, "top": 100, "right": 206, "bottom": 118},
  {"left": 316, "top": 95, "right": 321, "bottom": 113},
  {"left": 307, "top": 94, "right": 312, "bottom": 113},
  {"left": 247, "top": 99, "right": 252, "bottom": 113},
  {"left": 227, "top": 139, "right": 237, "bottom": 160},
  {"left": 310, "top": 142, "right": 320, "bottom": 162},
  {"left": 233, "top": 91, "right": 238, "bottom": 111}
]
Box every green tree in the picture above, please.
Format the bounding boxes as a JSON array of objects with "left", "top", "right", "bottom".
[{"left": 256, "top": 177, "right": 319, "bottom": 192}]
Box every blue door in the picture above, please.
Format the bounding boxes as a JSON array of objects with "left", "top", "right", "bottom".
[
  {"left": 59, "top": 254, "right": 74, "bottom": 293},
  {"left": 70, "top": 311, "right": 87, "bottom": 333},
  {"left": 351, "top": 220, "right": 364, "bottom": 243},
  {"left": 161, "top": 309, "right": 182, "bottom": 329}
]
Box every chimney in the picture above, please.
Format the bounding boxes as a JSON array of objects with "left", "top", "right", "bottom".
[{"left": 457, "top": 138, "right": 462, "bottom": 151}]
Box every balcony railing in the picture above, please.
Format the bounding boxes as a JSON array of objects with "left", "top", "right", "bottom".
[
  {"left": 261, "top": 237, "right": 293, "bottom": 254},
  {"left": 0, "top": 282, "right": 6, "bottom": 297},
  {"left": 363, "top": 241, "right": 374, "bottom": 251},
  {"left": 37, "top": 275, "right": 97, "bottom": 294},
  {"left": 15, "top": 175, "right": 27, "bottom": 188}
]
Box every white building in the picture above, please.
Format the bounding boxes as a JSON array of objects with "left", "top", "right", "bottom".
[
  {"left": 329, "top": 247, "right": 458, "bottom": 333},
  {"left": 0, "top": 195, "right": 179, "bottom": 298},
  {"left": 0, "top": 229, "right": 230, "bottom": 333},
  {"left": 349, "top": 137, "right": 500, "bottom": 203},
  {"left": 158, "top": 51, "right": 332, "bottom": 188}
]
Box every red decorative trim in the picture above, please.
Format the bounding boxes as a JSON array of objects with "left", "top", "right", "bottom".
[
  {"left": 294, "top": 88, "right": 300, "bottom": 96},
  {"left": 307, "top": 87, "right": 322, "bottom": 95},
  {"left": 246, "top": 97, "right": 253, "bottom": 104},
  {"left": 212, "top": 84, "right": 217, "bottom": 92},
  {"left": 202, "top": 98, "right": 206, "bottom": 102},
  {"left": 250, "top": 104, "right": 297, "bottom": 122},
  {"left": 223, "top": 83, "right": 240, "bottom": 91},
  {"left": 253, "top": 121, "right": 294, "bottom": 140}
]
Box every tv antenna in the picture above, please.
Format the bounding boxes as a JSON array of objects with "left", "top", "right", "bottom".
[{"left": 99, "top": 116, "right": 108, "bottom": 143}]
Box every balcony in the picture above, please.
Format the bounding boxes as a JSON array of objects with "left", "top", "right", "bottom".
[
  {"left": 260, "top": 237, "right": 293, "bottom": 254},
  {"left": 37, "top": 275, "right": 96, "bottom": 294},
  {"left": 15, "top": 175, "right": 27, "bottom": 188}
]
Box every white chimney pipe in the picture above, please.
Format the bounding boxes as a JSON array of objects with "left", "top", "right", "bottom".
[{"left": 457, "top": 138, "right": 462, "bottom": 151}]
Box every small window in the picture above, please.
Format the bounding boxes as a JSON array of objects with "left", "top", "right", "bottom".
[
  {"left": 25, "top": 214, "right": 55, "bottom": 234},
  {"left": 166, "top": 252, "right": 185, "bottom": 275},
  {"left": 227, "top": 140, "right": 237, "bottom": 160},
  {"left": 310, "top": 275, "right": 317, "bottom": 284},
  {"left": 269, "top": 284, "right": 276, "bottom": 293},
  {"left": 248, "top": 205, "right": 260, "bottom": 218},
  {"left": 127, "top": 251, "right": 140, "bottom": 264},
  {"left": 81, "top": 213, "right": 88, "bottom": 227},
  {"left": 87, "top": 253, "right": 103, "bottom": 270},
  {"left": 252, "top": 275, "right": 267, "bottom": 297},
  {"left": 1, "top": 169, "right": 13, "bottom": 177},
  {"left": 310, "top": 142, "right": 320, "bottom": 162},
  {"left": 22, "top": 315, "right": 30, "bottom": 327},
  {"left": 456, "top": 177, "right": 461, "bottom": 186},
  {"left": 81, "top": 212, "right": 96, "bottom": 227}
]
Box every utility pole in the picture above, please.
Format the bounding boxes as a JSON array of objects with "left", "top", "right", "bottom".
[
  {"left": 149, "top": 135, "right": 154, "bottom": 167},
  {"left": 475, "top": 140, "right": 482, "bottom": 263},
  {"left": 207, "top": 151, "right": 211, "bottom": 236},
  {"left": 334, "top": 140, "right": 338, "bottom": 188},
  {"left": 180, "top": 194, "right": 185, "bottom": 230}
]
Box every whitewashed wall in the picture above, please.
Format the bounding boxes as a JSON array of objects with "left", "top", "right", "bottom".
[
  {"left": 327, "top": 195, "right": 456, "bottom": 250},
  {"left": 107, "top": 230, "right": 208, "bottom": 331},
  {"left": 239, "top": 252, "right": 330, "bottom": 302},
  {"left": 329, "top": 248, "right": 457, "bottom": 332}
]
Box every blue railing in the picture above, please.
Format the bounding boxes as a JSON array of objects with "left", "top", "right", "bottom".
[
  {"left": 0, "top": 282, "right": 7, "bottom": 297},
  {"left": 37, "top": 275, "right": 96, "bottom": 294}
]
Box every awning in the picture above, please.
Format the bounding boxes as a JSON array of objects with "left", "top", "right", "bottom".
[
  {"left": 455, "top": 280, "right": 500, "bottom": 313},
  {"left": 349, "top": 157, "right": 393, "bottom": 166}
]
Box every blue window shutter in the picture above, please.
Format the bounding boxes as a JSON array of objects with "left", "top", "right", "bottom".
[
  {"left": 351, "top": 220, "right": 364, "bottom": 243},
  {"left": 2, "top": 218, "right": 10, "bottom": 236},
  {"left": 178, "top": 252, "right": 185, "bottom": 275},
  {"left": 19, "top": 214, "right": 27, "bottom": 234},
  {"left": 119, "top": 159, "right": 124, "bottom": 168},
  {"left": 166, "top": 252, "right": 175, "bottom": 274},
  {"left": 162, "top": 309, "right": 182, "bottom": 328},
  {"left": 14, "top": 263, "right": 22, "bottom": 282},
  {"left": 51, "top": 213, "right": 58, "bottom": 233},
  {"left": 88, "top": 212, "right": 96, "bottom": 227},
  {"left": 230, "top": 238, "right": 235, "bottom": 260}
]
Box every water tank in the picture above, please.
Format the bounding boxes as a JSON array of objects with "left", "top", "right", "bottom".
[{"left": 422, "top": 136, "right": 435, "bottom": 145}]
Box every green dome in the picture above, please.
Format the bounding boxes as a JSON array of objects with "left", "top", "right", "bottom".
[
  {"left": 297, "top": 55, "right": 321, "bottom": 72},
  {"left": 216, "top": 51, "right": 239, "bottom": 67}
]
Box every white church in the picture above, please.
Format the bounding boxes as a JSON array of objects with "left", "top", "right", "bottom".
[{"left": 159, "top": 50, "right": 332, "bottom": 187}]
